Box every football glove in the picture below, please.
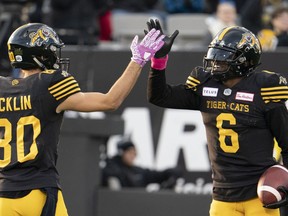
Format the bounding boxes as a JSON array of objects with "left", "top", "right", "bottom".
[
  {"left": 130, "top": 28, "right": 165, "bottom": 67},
  {"left": 264, "top": 186, "right": 288, "bottom": 209},
  {"left": 144, "top": 19, "right": 179, "bottom": 58}
]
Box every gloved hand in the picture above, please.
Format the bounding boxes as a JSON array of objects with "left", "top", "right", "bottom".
[
  {"left": 144, "top": 19, "right": 179, "bottom": 58},
  {"left": 264, "top": 186, "right": 288, "bottom": 209},
  {"left": 130, "top": 28, "right": 165, "bottom": 67}
]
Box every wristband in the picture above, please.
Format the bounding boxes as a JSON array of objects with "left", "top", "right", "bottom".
[{"left": 151, "top": 55, "right": 168, "bottom": 70}]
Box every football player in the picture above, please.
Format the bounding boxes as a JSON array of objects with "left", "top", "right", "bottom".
[
  {"left": 146, "top": 19, "right": 288, "bottom": 216},
  {"left": 0, "top": 23, "right": 164, "bottom": 215}
]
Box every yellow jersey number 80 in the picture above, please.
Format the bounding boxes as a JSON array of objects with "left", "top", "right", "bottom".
[{"left": 0, "top": 115, "right": 40, "bottom": 168}]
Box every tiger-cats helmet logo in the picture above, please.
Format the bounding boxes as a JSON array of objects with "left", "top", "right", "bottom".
[
  {"left": 29, "top": 27, "right": 58, "bottom": 47},
  {"left": 237, "top": 32, "right": 262, "bottom": 54}
]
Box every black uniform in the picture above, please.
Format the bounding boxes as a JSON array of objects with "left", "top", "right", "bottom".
[
  {"left": 148, "top": 67, "right": 288, "bottom": 201},
  {"left": 0, "top": 69, "right": 80, "bottom": 193}
]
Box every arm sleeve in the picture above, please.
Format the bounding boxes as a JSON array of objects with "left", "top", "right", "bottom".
[
  {"left": 265, "top": 103, "right": 288, "bottom": 167},
  {"left": 147, "top": 68, "right": 200, "bottom": 109}
]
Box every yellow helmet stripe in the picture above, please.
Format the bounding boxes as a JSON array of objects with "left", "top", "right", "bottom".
[{"left": 218, "top": 26, "right": 237, "bottom": 40}]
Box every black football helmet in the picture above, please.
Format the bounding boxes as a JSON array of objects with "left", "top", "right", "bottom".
[
  {"left": 7, "top": 23, "right": 69, "bottom": 70},
  {"left": 203, "top": 26, "right": 262, "bottom": 81}
]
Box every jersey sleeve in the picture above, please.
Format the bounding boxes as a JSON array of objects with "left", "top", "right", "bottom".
[
  {"left": 185, "top": 66, "right": 211, "bottom": 90},
  {"left": 259, "top": 70, "right": 288, "bottom": 104},
  {"left": 259, "top": 71, "right": 288, "bottom": 166},
  {"left": 45, "top": 70, "right": 81, "bottom": 105},
  {"left": 265, "top": 105, "right": 288, "bottom": 167}
]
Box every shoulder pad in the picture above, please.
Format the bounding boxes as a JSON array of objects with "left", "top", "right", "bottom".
[
  {"left": 258, "top": 70, "right": 288, "bottom": 103},
  {"left": 47, "top": 69, "right": 73, "bottom": 83},
  {"left": 185, "top": 66, "right": 211, "bottom": 89},
  {"left": 48, "top": 69, "right": 81, "bottom": 101}
]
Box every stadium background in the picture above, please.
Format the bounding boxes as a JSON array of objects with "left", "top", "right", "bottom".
[
  {"left": 57, "top": 47, "right": 288, "bottom": 216},
  {"left": 0, "top": 0, "right": 287, "bottom": 215}
]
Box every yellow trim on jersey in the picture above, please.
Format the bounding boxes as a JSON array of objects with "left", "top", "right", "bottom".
[
  {"left": 49, "top": 80, "right": 77, "bottom": 94},
  {"left": 262, "top": 70, "right": 275, "bottom": 74},
  {"left": 261, "top": 86, "right": 288, "bottom": 92},
  {"left": 48, "top": 76, "right": 81, "bottom": 100},
  {"left": 262, "top": 95, "right": 288, "bottom": 99},
  {"left": 262, "top": 96, "right": 288, "bottom": 103},
  {"left": 55, "top": 88, "right": 81, "bottom": 101},
  {"left": 185, "top": 76, "right": 200, "bottom": 89},
  {"left": 261, "top": 91, "right": 288, "bottom": 96},
  {"left": 42, "top": 70, "right": 56, "bottom": 74},
  {"left": 48, "top": 77, "right": 74, "bottom": 90},
  {"left": 261, "top": 86, "right": 288, "bottom": 103},
  {"left": 52, "top": 84, "right": 79, "bottom": 97}
]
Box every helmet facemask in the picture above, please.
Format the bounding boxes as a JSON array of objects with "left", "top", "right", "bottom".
[
  {"left": 204, "top": 47, "right": 251, "bottom": 81},
  {"left": 32, "top": 45, "right": 69, "bottom": 71}
]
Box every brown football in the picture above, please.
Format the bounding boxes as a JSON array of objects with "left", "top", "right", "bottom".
[{"left": 257, "top": 165, "right": 288, "bottom": 205}]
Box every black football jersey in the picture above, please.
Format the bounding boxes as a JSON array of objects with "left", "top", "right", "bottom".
[
  {"left": 148, "top": 67, "right": 288, "bottom": 201},
  {"left": 0, "top": 69, "right": 81, "bottom": 191},
  {"left": 186, "top": 67, "right": 288, "bottom": 185}
]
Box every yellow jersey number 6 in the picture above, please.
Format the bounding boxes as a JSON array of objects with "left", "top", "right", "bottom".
[
  {"left": 0, "top": 116, "right": 40, "bottom": 168},
  {"left": 216, "top": 113, "right": 239, "bottom": 153}
]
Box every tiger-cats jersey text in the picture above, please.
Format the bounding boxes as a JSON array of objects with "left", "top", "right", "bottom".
[
  {"left": 0, "top": 95, "right": 31, "bottom": 112},
  {"left": 182, "top": 68, "right": 288, "bottom": 193},
  {"left": 206, "top": 100, "right": 249, "bottom": 112}
]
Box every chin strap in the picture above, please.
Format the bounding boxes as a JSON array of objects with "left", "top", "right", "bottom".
[{"left": 33, "top": 56, "right": 64, "bottom": 71}]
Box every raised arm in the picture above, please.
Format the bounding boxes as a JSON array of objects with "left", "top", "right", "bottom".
[{"left": 56, "top": 28, "right": 164, "bottom": 113}]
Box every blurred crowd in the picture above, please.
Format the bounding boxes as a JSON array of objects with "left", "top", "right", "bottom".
[{"left": 0, "top": 0, "right": 288, "bottom": 74}]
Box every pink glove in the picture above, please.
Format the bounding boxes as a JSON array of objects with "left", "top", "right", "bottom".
[{"left": 130, "top": 29, "right": 165, "bottom": 67}]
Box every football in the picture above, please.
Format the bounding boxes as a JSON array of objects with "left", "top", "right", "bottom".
[{"left": 257, "top": 165, "right": 288, "bottom": 205}]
